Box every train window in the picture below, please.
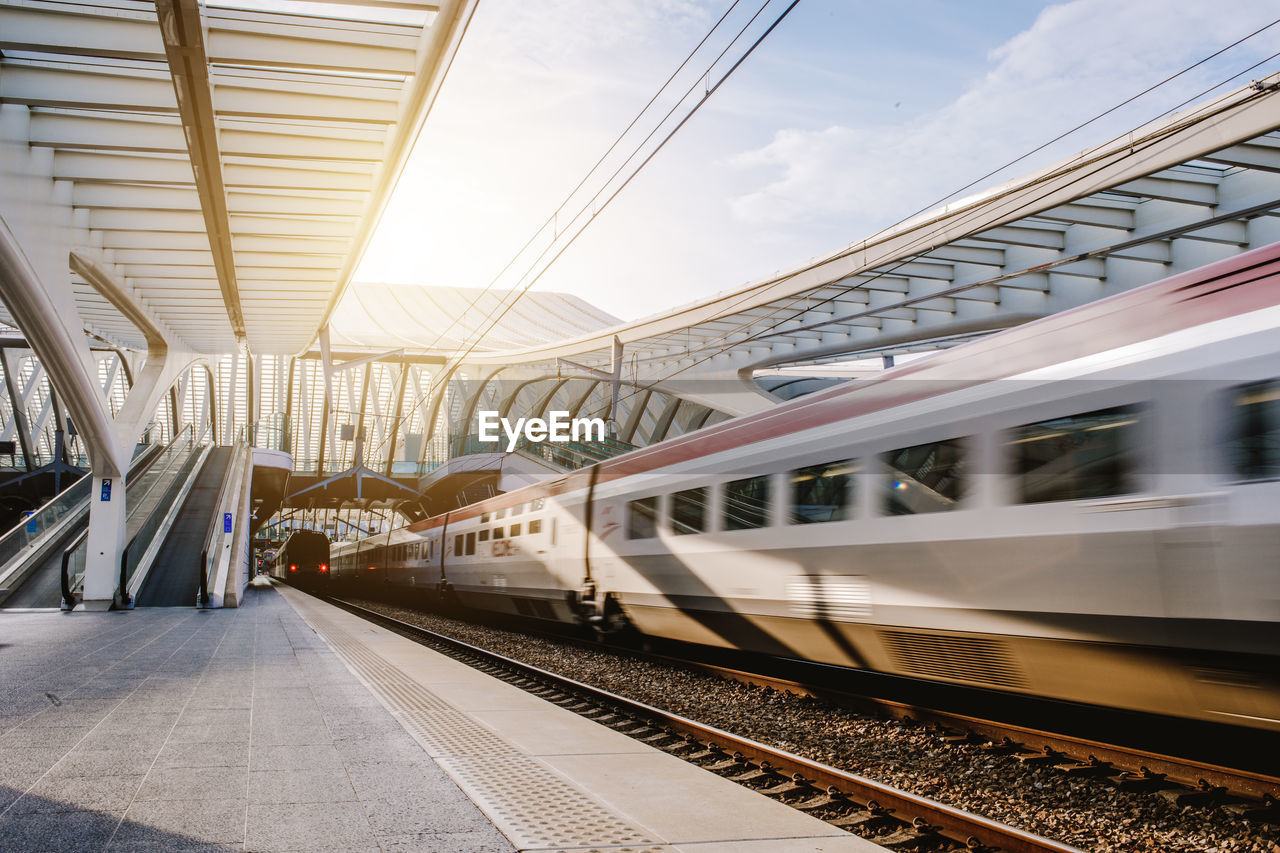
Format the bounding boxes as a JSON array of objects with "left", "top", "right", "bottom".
[
  {"left": 454, "top": 534, "right": 463, "bottom": 556},
  {"left": 1009, "top": 406, "right": 1138, "bottom": 503},
  {"left": 1225, "top": 380, "right": 1280, "bottom": 481},
  {"left": 465, "top": 532, "right": 476, "bottom": 555},
  {"left": 493, "top": 526, "right": 504, "bottom": 539},
  {"left": 528, "top": 518, "right": 542, "bottom": 534},
  {"left": 789, "top": 460, "right": 856, "bottom": 523},
  {"left": 671, "top": 487, "right": 707, "bottom": 534},
  {"left": 724, "top": 476, "right": 771, "bottom": 530},
  {"left": 627, "top": 497, "right": 658, "bottom": 539},
  {"left": 478, "top": 528, "right": 490, "bottom": 542},
  {"left": 481, "top": 512, "right": 491, "bottom": 523},
  {"left": 511, "top": 503, "right": 525, "bottom": 516},
  {"left": 510, "top": 523, "right": 522, "bottom": 537},
  {"left": 494, "top": 508, "right": 506, "bottom": 519},
  {"left": 532, "top": 498, "right": 546, "bottom": 510},
  {"left": 883, "top": 439, "right": 965, "bottom": 515}
]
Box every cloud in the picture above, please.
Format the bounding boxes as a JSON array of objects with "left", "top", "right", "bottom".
[{"left": 726, "top": 0, "right": 1280, "bottom": 235}]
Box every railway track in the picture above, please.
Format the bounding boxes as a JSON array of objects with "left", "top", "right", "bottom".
[
  {"left": 425, "top": 601, "right": 1280, "bottom": 815},
  {"left": 328, "top": 595, "right": 1088, "bottom": 853},
  {"left": 631, "top": 648, "right": 1280, "bottom": 812}
]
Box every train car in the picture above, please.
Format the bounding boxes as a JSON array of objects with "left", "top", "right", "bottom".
[
  {"left": 338, "top": 241, "right": 1280, "bottom": 730},
  {"left": 269, "top": 530, "right": 331, "bottom": 587},
  {"left": 330, "top": 525, "right": 436, "bottom": 598}
]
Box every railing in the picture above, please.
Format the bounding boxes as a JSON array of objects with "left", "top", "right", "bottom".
[
  {"left": 239, "top": 413, "right": 289, "bottom": 452},
  {"left": 196, "top": 442, "right": 246, "bottom": 608},
  {"left": 290, "top": 458, "right": 440, "bottom": 477},
  {"left": 62, "top": 425, "right": 203, "bottom": 606},
  {"left": 0, "top": 471, "right": 91, "bottom": 570},
  {"left": 0, "top": 441, "right": 165, "bottom": 595}
]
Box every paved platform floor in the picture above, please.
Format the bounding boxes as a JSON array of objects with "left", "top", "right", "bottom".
[
  {"left": 0, "top": 580, "right": 512, "bottom": 852},
  {"left": 0, "top": 580, "right": 882, "bottom": 852}
]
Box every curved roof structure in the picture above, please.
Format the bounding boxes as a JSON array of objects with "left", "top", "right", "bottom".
[
  {"left": 4, "top": 32, "right": 1280, "bottom": 508},
  {"left": 0, "top": 0, "right": 475, "bottom": 354},
  {"left": 328, "top": 283, "right": 620, "bottom": 352},
  {"left": 429, "top": 73, "right": 1280, "bottom": 416}
]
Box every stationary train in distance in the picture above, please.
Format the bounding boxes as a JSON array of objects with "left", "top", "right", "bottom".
[
  {"left": 313, "top": 241, "right": 1280, "bottom": 730},
  {"left": 268, "top": 530, "right": 330, "bottom": 584}
]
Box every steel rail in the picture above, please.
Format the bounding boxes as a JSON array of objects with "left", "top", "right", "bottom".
[
  {"left": 419, "top": 603, "right": 1280, "bottom": 807},
  {"left": 635, "top": 650, "right": 1280, "bottom": 805}
]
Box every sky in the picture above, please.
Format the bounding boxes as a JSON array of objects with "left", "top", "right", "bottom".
[{"left": 355, "top": 0, "right": 1280, "bottom": 323}]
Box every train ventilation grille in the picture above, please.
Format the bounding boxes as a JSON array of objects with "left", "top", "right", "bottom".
[
  {"left": 513, "top": 597, "right": 556, "bottom": 620},
  {"left": 879, "top": 630, "right": 1026, "bottom": 688},
  {"left": 787, "top": 577, "right": 871, "bottom": 620}
]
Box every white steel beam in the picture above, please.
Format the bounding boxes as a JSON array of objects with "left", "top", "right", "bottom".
[{"left": 155, "top": 0, "right": 245, "bottom": 345}]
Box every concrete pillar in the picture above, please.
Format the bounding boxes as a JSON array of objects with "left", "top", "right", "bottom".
[{"left": 82, "top": 475, "right": 127, "bottom": 609}]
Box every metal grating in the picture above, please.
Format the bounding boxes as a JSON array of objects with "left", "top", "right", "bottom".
[
  {"left": 787, "top": 577, "right": 872, "bottom": 620},
  {"left": 879, "top": 629, "right": 1026, "bottom": 688}
]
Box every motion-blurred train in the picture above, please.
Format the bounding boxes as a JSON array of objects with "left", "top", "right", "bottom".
[{"left": 322, "top": 242, "right": 1280, "bottom": 730}]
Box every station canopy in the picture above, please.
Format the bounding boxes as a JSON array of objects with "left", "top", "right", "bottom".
[
  {"left": 2, "top": 8, "right": 1280, "bottom": 490},
  {"left": 0, "top": 0, "right": 475, "bottom": 354}
]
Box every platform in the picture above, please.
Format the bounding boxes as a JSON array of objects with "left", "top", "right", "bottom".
[{"left": 0, "top": 580, "right": 881, "bottom": 852}]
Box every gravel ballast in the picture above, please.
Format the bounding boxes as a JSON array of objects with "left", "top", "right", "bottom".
[{"left": 348, "top": 599, "right": 1280, "bottom": 853}]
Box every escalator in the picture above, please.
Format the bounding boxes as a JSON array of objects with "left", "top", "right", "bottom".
[
  {"left": 136, "top": 447, "right": 233, "bottom": 607},
  {"left": 0, "top": 442, "right": 166, "bottom": 609}
]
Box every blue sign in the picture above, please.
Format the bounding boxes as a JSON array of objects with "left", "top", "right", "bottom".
[
  {"left": 223, "top": 512, "right": 233, "bottom": 533},
  {"left": 25, "top": 511, "right": 36, "bottom": 534},
  {"left": 100, "top": 479, "right": 112, "bottom": 501}
]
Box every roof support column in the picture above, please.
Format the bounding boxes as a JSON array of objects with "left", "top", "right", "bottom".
[
  {"left": 284, "top": 356, "right": 296, "bottom": 458},
  {"left": 385, "top": 361, "right": 409, "bottom": 477},
  {"left": 71, "top": 253, "right": 195, "bottom": 609}
]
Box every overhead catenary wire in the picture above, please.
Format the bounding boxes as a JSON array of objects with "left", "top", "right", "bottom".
[
  {"left": 436, "top": 0, "right": 803, "bottom": 372},
  {"left": 388, "top": 0, "right": 804, "bottom": 457},
  {"left": 458, "top": 13, "right": 1280, "bottom": 418},
  {"left": 572, "top": 57, "right": 1280, "bottom": 424},
  {"left": 413, "top": 0, "right": 750, "bottom": 358},
  {"left": 384, "top": 0, "right": 777, "bottom": 447},
  {"left": 395, "top": 13, "right": 1280, "bottom": 460}
]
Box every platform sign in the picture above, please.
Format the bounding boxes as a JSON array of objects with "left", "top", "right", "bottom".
[
  {"left": 223, "top": 512, "right": 233, "bottom": 533},
  {"left": 100, "top": 478, "right": 112, "bottom": 501},
  {"left": 25, "top": 511, "right": 36, "bottom": 534}
]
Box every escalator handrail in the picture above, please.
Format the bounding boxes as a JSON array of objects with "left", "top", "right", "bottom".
[
  {"left": 0, "top": 440, "right": 163, "bottom": 546},
  {"left": 196, "top": 442, "right": 246, "bottom": 607}
]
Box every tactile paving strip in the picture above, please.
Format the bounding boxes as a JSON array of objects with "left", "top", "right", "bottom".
[
  {"left": 312, "top": 619, "right": 495, "bottom": 755},
  {"left": 299, "top": 606, "right": 662, "bottom": 849},
  {"left": 554, "top": 848, "right": 671, "bottom": 853},
  {"left": 438, "top": 755, "right": 661, "bottom": 850},
  {"left": 398, "top": 710, "right": 511, "bottom": 756}
]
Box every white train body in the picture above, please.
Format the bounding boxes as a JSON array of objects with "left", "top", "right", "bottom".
[{"left": 330, "top": 244, "right": 1280, "bottom": 729}]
